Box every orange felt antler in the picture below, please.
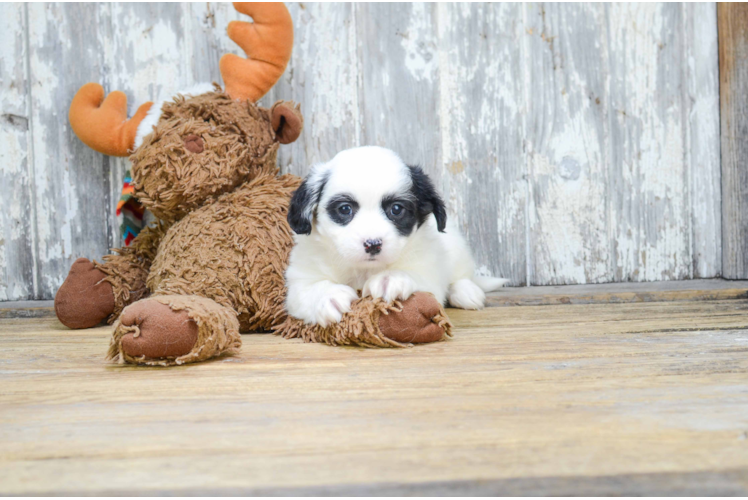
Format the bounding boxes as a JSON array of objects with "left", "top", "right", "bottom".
[
  {"left": 220, "top": 2, "right": 294, "bottom": 102},
  {"left": 68, "top": 83, "right": 153, "bottom": 157}
]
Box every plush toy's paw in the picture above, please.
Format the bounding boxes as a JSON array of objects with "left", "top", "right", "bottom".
[
  {"left": 363, "top": 271, "right": 417, "bottom": 303},
  {"left": 117, "top": 300, "right": 198, "bottom": 359},
  {"left": 54, "top": 257, "right": 115, "bottom": 329},
  {"left": 311, "top": 284, "right": 359, "bottom": 327},
  {"left": 378, "top": 292, "right": 448, "bottom": 344},
  {"left": 110, "top": 295, "right": 241, "bottom": 366},
  {"left": 447, "top": 278, "right": 486, "bottom": 310}
]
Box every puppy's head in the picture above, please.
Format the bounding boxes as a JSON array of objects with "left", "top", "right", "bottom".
[{"left": 288, "top": 146, "right": 446, "bottom": 267}]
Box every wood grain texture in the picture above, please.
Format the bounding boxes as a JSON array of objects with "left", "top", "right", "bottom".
[
  {"left": 719, "top": 3, "right": 748, "bottom": 279},
  {"left": 0, "top": 4, "right": 35, "bottom": 301},
  {"left": 524, "top": 3, "right": 612, "bottom": 285},
  {"left": 26, "top": 3, "right": 112, "bottom": 298},
  {"left": 3, "top": 279, "right": 748, "bottom": 316},
  {"left": 0, "top": 3, "right": 724, "bottom": 299},
  {"left": 0, "top": 299, "right": 55, "bottom": 319},
  {"left": 269, "top": 2, "right": 362, "bottom": 176},
  {"left": 2, "top": 300, "right": 748, "bottom": 495},
  {"left": 3, "top": 470, "right": 747, "bottom": 497},
  {"left": 356, "top": 3, "right": 443, "bottom": 180},
  {"left": 437, "top": 3, "right": 528, "bottom": 286},
  {"left": 485, "top": 279, "right": 748, "bottom": 307},
  {"left": 609, "top": 4, "right": 693, "bottom": 283},
  {"left": 686, "top": 3, "right": 721, "bottom": 279}
]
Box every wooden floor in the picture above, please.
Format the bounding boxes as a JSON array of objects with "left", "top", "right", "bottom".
[{"left": 2, "top": 295, "right": 748, "bottom": 495}]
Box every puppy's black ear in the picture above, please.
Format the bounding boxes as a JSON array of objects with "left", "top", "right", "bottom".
[
  {"left": 408, "top": 165, "right": 447, "bottom": 232},
  {"left": 287, "top": 178, "right": 314, "bottom": 235},
  {"left": 287, "top": 168, "right": 329, "bottom": 235}
]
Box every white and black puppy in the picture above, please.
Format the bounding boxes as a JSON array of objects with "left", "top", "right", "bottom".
[{"left": 285, "top": 146, "right": 508, "bottom": 327}]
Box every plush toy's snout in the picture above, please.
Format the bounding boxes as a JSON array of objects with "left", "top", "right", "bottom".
[{"left": 183, "top": 134, "right": 204, "bottom": 154}]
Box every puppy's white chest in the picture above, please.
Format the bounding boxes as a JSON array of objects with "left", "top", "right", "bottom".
[{"left": 344, "top": 267, "right": 389, "bottom": 292}]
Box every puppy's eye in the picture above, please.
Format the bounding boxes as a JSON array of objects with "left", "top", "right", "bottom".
[
  {"left": 338, "top": 204, "right": 353, "bottom": 215},
  {"left": 390, "top": 204, "right": 404, "bottom": 217}
]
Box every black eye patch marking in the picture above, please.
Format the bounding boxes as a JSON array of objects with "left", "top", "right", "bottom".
[
  {"left": 326, "top": 194, "right": 359, "bottom": 226},
  {"left": 382, "top": 195, "right": 418, "bottom": 236}
]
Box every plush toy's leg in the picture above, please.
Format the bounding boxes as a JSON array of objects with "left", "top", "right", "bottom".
[
  {"left": 107, "top": 295, "right": 241, "bottom": 366},
  {"left": 274, "top": 292, "right": 452, "bottom": 347},
  {"left": 54, "top": 257, "right": 116, "bottom": 329},
  {"left": 54, "top": 223, "right": 166, "bottom": 329}
]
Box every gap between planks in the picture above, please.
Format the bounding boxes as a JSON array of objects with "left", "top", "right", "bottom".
[{"left": 2, "top": 279, "right": 747, "bottom": 318}]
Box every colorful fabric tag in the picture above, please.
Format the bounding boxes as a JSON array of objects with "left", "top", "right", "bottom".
[{"left": 116, "top": 170, "right": 145, "bottom": 246}]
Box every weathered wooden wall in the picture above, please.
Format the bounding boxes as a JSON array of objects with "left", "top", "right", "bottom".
[
  {"left": 719, "top": 3, "right": 748, "bottom": 280},
  {"left": 0, "top": 3, "right": 722, "bottom": 301}
]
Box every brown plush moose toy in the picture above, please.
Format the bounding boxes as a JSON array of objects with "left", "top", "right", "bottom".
[{"left": 54, "top": 2, "right": 451, "bottom": 366}]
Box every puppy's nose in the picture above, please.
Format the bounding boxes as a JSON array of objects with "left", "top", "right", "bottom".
[{"left": 364, "top": 239, "right": 382, "bottom": 255}]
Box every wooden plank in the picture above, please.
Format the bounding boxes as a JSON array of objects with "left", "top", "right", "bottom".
[
  {"left": 5, "top": 470, "right": 748, "bottom": 497},
  {"left": 486, "top": 279, "right": 748, "bottom": 307},
  {"left": 103, "top": 4, "right": 190, "bottom": 110},
  {"left": 356, "top": 3, "right": 442, "bottom": 181},
  {"left": 269, "top": 3, "right": 362, "bottom": 177},
  {"left": 607, "top": 4, "right": 691, "bottom": 282},
  {"left": 26, "top": 4, "right": 113, "bottom": 299},
  {"left": 685, "top": 3, "right": 721, "bottom": 278},
  {"left": 0, "top": 4, "right": 35, "bottom": 301},
  {"left": 0, "top": 300, "right": 54, "bottom": 319},
  {"left": 182, "top": 3, "right": 241, "bottom": 89},
  {"left": 436, "top": 3, "right": 527, "bottom": 286},
  {"left": 524, "top": 3, "right": 612, "bottom": 285},
  {"left": 719, "top": 3, "right": 748, "bottom": 279},
  {"left": 2, "top": 279, "right": 748, "bottom": 316},
  {"left": 1, "top": 299, "right": 748, "bottom": 495}
]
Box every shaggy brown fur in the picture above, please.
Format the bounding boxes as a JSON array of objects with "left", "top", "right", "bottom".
[
  {"left": 147, "top": 173, "right": 301, "bottom": 332},
  {"left": 275, "top": 293, "right": 453, "bottom": 348},
  {"left": 93, "top": 222, "right": 169, "bottom": 321},
  {"left": 109, "top": 295, "right": 241, "bottom": 367},
  {"left": 130, "top": 90, "right": 280, "bottom": 223}
]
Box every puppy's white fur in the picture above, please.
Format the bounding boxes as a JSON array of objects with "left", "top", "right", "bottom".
[{"left": 285, "top": 146, "right": 508, "bottom": 327}]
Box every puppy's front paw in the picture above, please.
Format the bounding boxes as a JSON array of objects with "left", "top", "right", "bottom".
[
  {"left": 313, "top": 284, "right": 358, "bottom": 327},
  {"left": 363, "top": 271, "right": 417, "bottom": 303}
]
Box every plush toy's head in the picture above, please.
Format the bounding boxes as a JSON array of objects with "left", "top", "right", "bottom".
[
  {"left": 68, "top": 2, "right": 303, "bottom": 223},
  {"left": 129, "top": 90, "right": 301, "bottom": 222}
]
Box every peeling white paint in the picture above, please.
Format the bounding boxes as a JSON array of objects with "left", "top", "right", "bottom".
[
  {"left": 0, "top": 130, "right": 26, "bottom": 176},
  {"left": 273, "top": 3, "right": 361, "bottom": 175},
  {"left": 401, "top": 3, "right": 436, "bottom": 82},
  {"left": 0, "top": 244, "right": 7, "bottom": 301},
  {"left": 0, "top": 3, "right": 35, "bottom": 300},
  {"left": 607, "top": 3, "right": 694, "bottom": 282},
  {"left": 685, "top": 2, "right": 721, "bottom": 278},
  {"left": 438, "top": 3, "right": 528, "bottom": 284},
  {"left": 0, "top": 2, "right": 724, "bottom": 300}
]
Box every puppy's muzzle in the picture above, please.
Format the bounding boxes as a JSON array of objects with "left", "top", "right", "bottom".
[{"left": 364, "top": 239, "right": 382, "bottom": 255}]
